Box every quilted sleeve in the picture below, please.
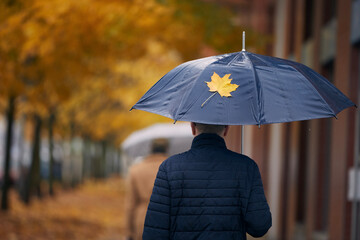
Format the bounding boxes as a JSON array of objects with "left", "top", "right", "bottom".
[
  {"left": 245, "top": 162, "right": 272, "bottom": 237},
  {"left": 143, "top": 161, "right": 171, "bottom": 240}
]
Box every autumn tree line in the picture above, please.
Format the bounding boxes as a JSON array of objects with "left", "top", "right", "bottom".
[{"left": 0, "top": 0, "right": 269, "bottom": 211}]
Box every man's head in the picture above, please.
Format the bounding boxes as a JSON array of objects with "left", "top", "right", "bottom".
[
  {"left": 151, "top": 138, "right": 169, "bottom": 154},
  {"left": 191, "top": 122, "right": 229, "bottom": 137}
]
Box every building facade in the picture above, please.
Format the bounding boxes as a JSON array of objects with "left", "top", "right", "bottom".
[{"left": 225, "top": 0, "right": 360, "bottom": 239}]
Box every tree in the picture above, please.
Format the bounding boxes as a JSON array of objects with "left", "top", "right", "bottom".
[
  {"left": 0, "top": 96, "right": 15, "bottom": 210},
  {"left": 0, "top": 0, "right": 269, "bottom": 209}
]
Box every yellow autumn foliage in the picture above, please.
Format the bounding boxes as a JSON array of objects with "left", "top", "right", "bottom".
[{"left": 0, "top": 0, "right": 265, "bottom": 145}]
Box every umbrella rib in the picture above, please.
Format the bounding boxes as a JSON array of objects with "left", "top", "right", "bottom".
[
  {"left": 251, "top": 53, "right": 293, "bottom": 122},
  {"left": 135, "top": 61, "right": 195, "bottom": 107},
  {"left": 286, "top": 61, "right": 338, "bottom": 117},
  {"left": 245, "top": 53, "right": 262, "bottom": 125},
  {"left": 227, "top": 51, "right": 242, "bottom": 66}
]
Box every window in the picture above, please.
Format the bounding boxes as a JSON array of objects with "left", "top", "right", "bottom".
[
  {"left": 323, "top": 0, "right": 336, "bottom": 25},
  {"left": 303, "top": 0, "right": 314, "bottom": 41}
]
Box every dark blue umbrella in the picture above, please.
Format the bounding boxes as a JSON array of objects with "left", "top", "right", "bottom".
[{"left": 131, "top": 50, "right": 355, "bottom": 126}]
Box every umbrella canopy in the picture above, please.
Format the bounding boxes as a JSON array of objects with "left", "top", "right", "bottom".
[{"left": 131, "top": 51, "right": 355, "bottom": 125}]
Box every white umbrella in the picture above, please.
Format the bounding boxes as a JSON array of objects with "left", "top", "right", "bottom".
[{"left": 121, "top": 123, "right": 193, "bottom": 169}]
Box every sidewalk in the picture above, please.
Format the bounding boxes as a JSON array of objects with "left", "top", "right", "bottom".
[{"left": 0, "top": 177, "right": 126, "bottom": 240}]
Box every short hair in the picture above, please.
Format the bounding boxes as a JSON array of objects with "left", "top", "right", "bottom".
[
  {"left": 151, "top": 138, "right": 169, "bottom": 154},
  {"left": 193, "top": 122, "right": 227, "bottom": 135}
]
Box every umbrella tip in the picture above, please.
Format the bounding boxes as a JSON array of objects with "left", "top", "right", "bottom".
[
  {"left": 173, "top": 120, "right": 177, "bottom": 124},
  {"left": 129, "top": 107, "right": 134, "bottom": 111},
  {"left": 242, "top": 31, "right": 246, "bottom": 51}
]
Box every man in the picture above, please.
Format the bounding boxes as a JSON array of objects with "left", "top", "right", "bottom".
[
  {"left": 142, "top": 123, "right": 272, "bottom": 240},
  {"left": 125, "top": 138, "right": 169, "bottom": 240}
]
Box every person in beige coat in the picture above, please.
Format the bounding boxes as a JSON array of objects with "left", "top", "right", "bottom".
[{"left": 124, "top": 138, "right": 169, "bottom": 240}]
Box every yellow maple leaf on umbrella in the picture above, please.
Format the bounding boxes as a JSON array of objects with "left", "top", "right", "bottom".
[
  {"left": 206, "top": 72, "right": 239, "bottom": 97},
  {"left": 201, "top": 72, "right": 239, "bottom": 107}
]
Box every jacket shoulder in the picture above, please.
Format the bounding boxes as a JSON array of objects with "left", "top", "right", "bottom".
[
  {"left": 156, "top": 151, "right": 190, "bottom": 172},
  {"left": 162, "top": 151, "right": 188, "bottom": 164},
  {"left": 225, "top": 149, "right": 258, "bottom": 166}
]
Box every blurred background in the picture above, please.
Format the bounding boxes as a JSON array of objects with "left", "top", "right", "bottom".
[{"left": 0, "top": 0, "right": 359, "bottom": 239}]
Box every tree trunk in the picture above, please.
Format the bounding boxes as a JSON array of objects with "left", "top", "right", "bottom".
[
  {"left": 101, "top": 141, "right": 107, "bottom": 178},
  {"left": 16, "top": 116, "right": 27, "bottom": 202},
  {"left": 81, "top": 137, "right": 90, "bottom": 182},
  {"left": 94, "top": 142, "right": 103, "bottom": 180},
  {"left": 69, "top": 122, "right": 76, "bottom": 187},
  {"left": 1, "top": 95, "right": 15, "bottom": 211},
  {"left": 48, "top": 113, "right": 55, "bottom": 196},
  {"left": 117, "top": 148, "right": 122, "bottom": 175},
  {"left": 24, "top": 115, "right": 42, "bottom": 204}
]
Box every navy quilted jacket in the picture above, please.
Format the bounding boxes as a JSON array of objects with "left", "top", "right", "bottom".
[{"left": 143, "top": 133, "right": 272, "bottom": 240}]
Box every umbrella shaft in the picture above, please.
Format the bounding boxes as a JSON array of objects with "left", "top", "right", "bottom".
[{"left": 241, "top": 125, "right": 244, "bottom": 154}]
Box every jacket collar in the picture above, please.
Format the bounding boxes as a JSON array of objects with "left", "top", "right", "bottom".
[{"left": 191, "top": 133, "right": 227, "bottom": 149}]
